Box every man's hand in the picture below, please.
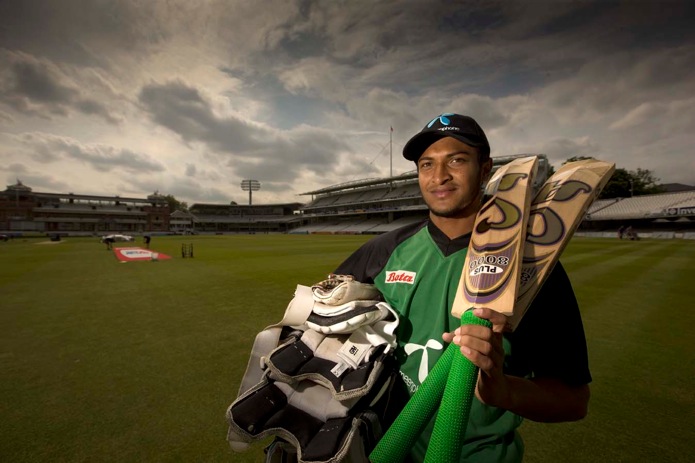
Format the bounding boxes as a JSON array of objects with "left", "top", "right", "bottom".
[
  {"left": 442, "top": 308, "right": 512, "bottom": 408},
  {"left": 443, "top": 308, "right": 590, "bottom": 421}
]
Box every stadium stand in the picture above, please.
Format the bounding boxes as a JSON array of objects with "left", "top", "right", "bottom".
[
  {"left": 587, "top": 198, "right": 621, "bottom": 215},
  {"left": 586, "top": 191, "right": 695, "bottom": 220},
  {"left": 187, "top": 204, "right": 304, "bottom": 234},
  {"left": 581, "top": 191, "right": 695, "bottom": 239},
  {"left": 369, "top": 216, "right": 427, "bottom": 233},
  {"left": 0, "top": 180, "right": 170, "bottom": 236}
]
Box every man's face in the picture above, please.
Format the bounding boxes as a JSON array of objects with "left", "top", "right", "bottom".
[{"left": 417, "top": 137, "right": 492, "bottom": 219}]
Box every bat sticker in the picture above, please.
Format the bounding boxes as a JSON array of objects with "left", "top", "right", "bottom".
[{"left": 475, "top": 197, "right": 522, "bottom": 234}]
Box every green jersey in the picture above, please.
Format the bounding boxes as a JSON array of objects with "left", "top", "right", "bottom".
[{"left": 335, "top": 220, "right": 591, "bottom": 462}]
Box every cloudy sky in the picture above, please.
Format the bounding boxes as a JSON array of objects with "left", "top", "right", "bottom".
[{"left": 1, "top": 0, "right": 693, "bottom": 205}]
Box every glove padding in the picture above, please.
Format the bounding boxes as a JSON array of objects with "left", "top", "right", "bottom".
[
  {"left": 311, "top": 274, "right": 381, "bottom": 305},
  {"left": 307, "top": 300, "right": 389, "bottom": 334}
]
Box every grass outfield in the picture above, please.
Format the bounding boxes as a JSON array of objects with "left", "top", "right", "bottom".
[{"left": 0, "top": 235, "right": 693, "bottom": 462}]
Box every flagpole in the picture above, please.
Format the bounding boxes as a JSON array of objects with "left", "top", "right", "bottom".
[{"left": 389, "top": 126, "right": 393, "bottom": 191}]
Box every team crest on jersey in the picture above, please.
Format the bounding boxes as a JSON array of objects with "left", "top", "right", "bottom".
[{"left": 385, "top": 270, "right": 416, "bottom": 284}]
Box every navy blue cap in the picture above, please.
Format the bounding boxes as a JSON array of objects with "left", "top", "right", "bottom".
[{"left": 403, "top": 113, "right": 490, "bottom": 162}]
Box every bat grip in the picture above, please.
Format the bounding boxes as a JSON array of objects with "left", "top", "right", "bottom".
[
  {"left": 369, "top": 342, "right": 456, "bottom": 463},
  {"left": 424, "top": 309, "right": 492, "bottom": 463}
]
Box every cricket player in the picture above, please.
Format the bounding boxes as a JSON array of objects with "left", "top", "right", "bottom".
[{"left": 334, "top": 113, "right": 591, "bottom": 462}]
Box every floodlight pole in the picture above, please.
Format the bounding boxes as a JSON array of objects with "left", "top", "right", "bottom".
[{"left": 240, "top": 179, "right": 261, "bottom": 205}]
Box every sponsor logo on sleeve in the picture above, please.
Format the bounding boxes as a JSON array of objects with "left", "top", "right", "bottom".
[{"left": 385, "top": 270, "right": 416, "bottom": 284}]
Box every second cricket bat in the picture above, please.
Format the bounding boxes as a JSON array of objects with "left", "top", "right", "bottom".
[{"left": 508, "top": 158, "right": 615, "bottom": 329}]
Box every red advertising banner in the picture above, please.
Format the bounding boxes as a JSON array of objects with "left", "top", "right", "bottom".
[{"left": 113, "top": 247, "right": 172, "bottom": 262}]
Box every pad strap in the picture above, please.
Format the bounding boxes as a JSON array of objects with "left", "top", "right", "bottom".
[{"left": 237, "top": 285, "right": 316, "bottom": 396}]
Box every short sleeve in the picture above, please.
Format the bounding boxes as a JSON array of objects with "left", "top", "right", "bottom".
[{"left": 507, "top": 262, "right": 592, "bottom": 386}]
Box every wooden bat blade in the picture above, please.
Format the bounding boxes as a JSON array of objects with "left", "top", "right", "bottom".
[
  {"left": 451, "top": 156, "right": 539, "bottom": 318},
  {"left": 509, "top": 159, "right": 615, "bottom": 330}
]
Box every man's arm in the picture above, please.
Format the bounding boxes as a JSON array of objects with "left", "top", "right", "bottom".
[
  {"left": 444, "top": 307, "right": 590, "bottom": 423},
  {"left": 502, "top": 376, "right": 589, "bottom": 422}
]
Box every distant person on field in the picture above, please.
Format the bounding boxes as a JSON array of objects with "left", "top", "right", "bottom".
[
  {"left": 618, "top": 225, "right": 625, "bottom": 239},
  {"left": 625, "top": 226, "right": 638, "bottom": 240},
  {"left": 144, "top": 235, "right": 151, "bottom": 249},
  {"left": 103, "top": 236, "right": 115, "bottom": 250}
]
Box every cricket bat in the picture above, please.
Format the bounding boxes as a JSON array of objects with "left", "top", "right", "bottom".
[
  {"left": 508, "top": 158, "right": 615, "bottom": 330},
  {"left": 451, "top": 155, "right": 539, "bottom": 317}
]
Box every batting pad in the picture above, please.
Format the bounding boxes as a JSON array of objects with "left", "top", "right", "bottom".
[
  {"left": 228, "top": 377, "right": 382, "bottom": 463},
  {"left": 265, "top": 327, "right": 392, "bottom": 401},
  {"left": 228, "top": 282, "right": 397, "bottom": 463}
]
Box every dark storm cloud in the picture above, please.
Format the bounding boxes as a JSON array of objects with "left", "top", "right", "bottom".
[
  {"left": 138, "top": 81, "right": 263, "bottom": 153},
  {"left": 137, "top": 80, "right": 364, "bottom": 182},
  {"left": 0, "top": 0, "right": 171, "bottom": 67},
  {"left": 0, "top": 51, "right": 120, "bottom": 123},
  {"left": 16, "top": 132, "right": 165, "bottom": 174},
  {"left": 274, "top": 0, "right": 695, "bottom": 105},
  {"left": 0, "top": 109, "right": 13, "bottom": 124},
  {"left": 11, "top": 56, "right": 78, "bottom": 103}
]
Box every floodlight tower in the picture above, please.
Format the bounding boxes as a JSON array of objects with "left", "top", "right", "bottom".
[{"left": 240, "top": 179, "right": 261, "bottom": 205}]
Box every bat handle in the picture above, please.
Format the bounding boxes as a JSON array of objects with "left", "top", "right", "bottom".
[
  {"left": 369, "top": 342, "right": 457, "bottom": 463},
  {"left": 424, "top": 309, "right": 492, "bottom": 463}
]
